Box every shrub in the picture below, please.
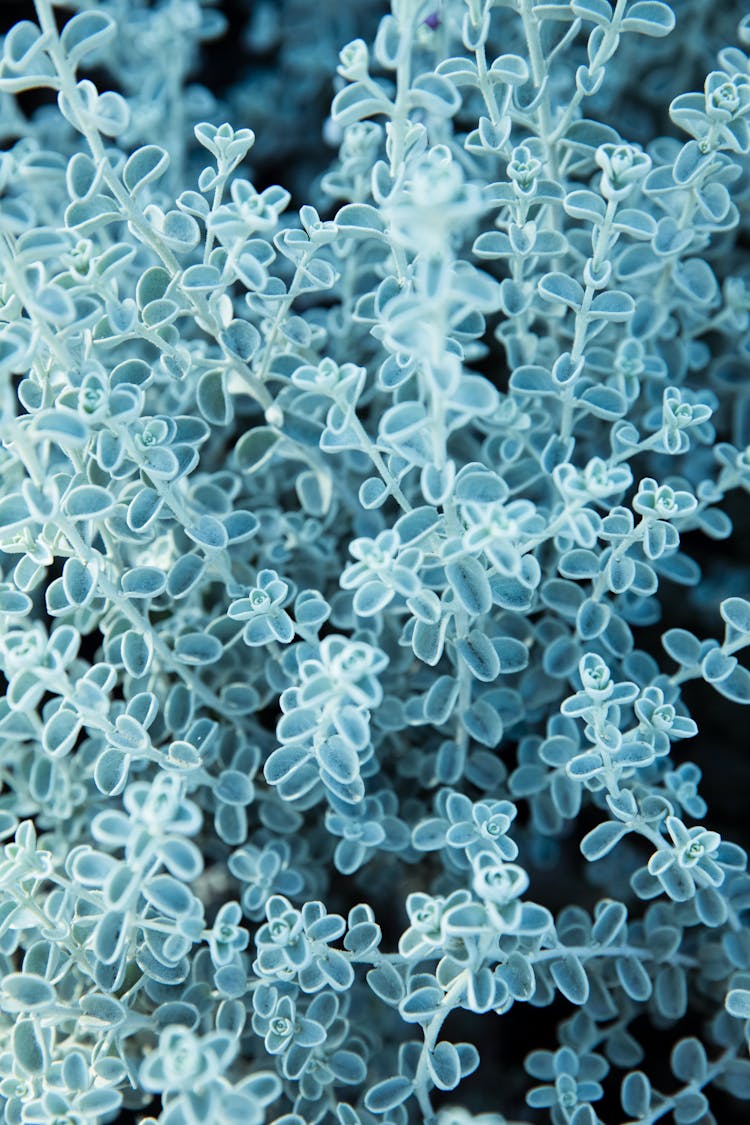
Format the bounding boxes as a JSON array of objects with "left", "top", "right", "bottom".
[{"left": 1, "top": 1, "right": 750, "bottom": 1123}]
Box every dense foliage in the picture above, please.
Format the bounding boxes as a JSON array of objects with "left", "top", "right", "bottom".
[{"left": 1, "top": 1, "right": 750, "bottom": 1123}]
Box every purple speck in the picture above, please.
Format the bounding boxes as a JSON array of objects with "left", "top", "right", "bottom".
[{"left": 424, "top": 11, "right": 441, "bottom": 30}]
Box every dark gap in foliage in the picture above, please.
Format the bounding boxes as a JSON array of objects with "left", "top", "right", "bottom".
[
  {"left": 0, "top": 1, "right": 37, "bottom": 34},
  {"left": 438, "top": 1000, "right": 572, "bottom": 1122},
  {"left": 76, "top": 624, "right": 105, "bottom": 667},
  {"left": 194, "top": 0, "right": 386, "bottom": 205}
]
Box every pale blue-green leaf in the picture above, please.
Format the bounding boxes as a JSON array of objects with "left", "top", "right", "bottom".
[
  {"left": 621, "top": 1, "right": 675, "bottom": 35},
  {"left": 123, "top": 145, "right": 169, "bottom": 193},
  {"left": 60, "top": 11, "right": 115, "bottom": 66}
]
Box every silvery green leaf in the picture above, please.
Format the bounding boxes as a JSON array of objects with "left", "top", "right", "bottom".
[
  {"left": 581, "top": 821, "right": 627, "bottom": 861},
  {"left": 550, "top": 955, "right": 589, "bottom": 1004},
  {"left": 60, "top": 10, "right": 115, "bottom": 65},
  {"left": 121, "top": 566, "right": 167, "bottom": 598},
  {"left": 427, "top": 1042, "right": 461, "bottom": 1090},
  {"left": 365, "top": 1077, "right": 413, "bottom": 1113},
  {"left": 1, "top": 974, "right": 55, "bottom": 1010},
  {"left": 122, "top": 630, "right": 153, "bottom": 678},
  {"left": 721, "top": 597, "right": 750, "bottom": 638},
  {"left": 123, "top": 145, "right": 169, "bottom": 193},
  {"left": 65, "top": 485, "right": 114, "bottom": 519},
  {"left": 62, "top": 557, "right": 97, "bottom": 606},
  {"left": 622, "top": 1, "right": 675, "bottom": 35},
  {"left": 538, "top": 272, "right": 584, "bottom": 310},
  {"left": 13, "top": 1020, "right": 46, "bottom": 1076},
  {"left": 174, "top": 633, "right": 223, "bottom": 665}
]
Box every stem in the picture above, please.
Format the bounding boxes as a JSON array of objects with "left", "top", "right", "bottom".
[
  {"left": 414, "top": 970, "right": 468, "bottom": 1123},
  {"left": 550, "top": 0, "right": 629, "bottom": 144},
  {"left": 519, "top": 0, "right": 559, "bottom": 180},
  {"left": 34, "top": 0, "right": 272, "bottom": 412},
  {"left": 388, "top": 8, "right": 415, "bottom": 178},
  {"left": 348, "top": 413, "right": 413, "bottom": 512}
]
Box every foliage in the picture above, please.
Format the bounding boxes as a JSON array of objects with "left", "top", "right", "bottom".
[{"left": 1, "top": 0, "right": 750, "bottom": 1123}]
